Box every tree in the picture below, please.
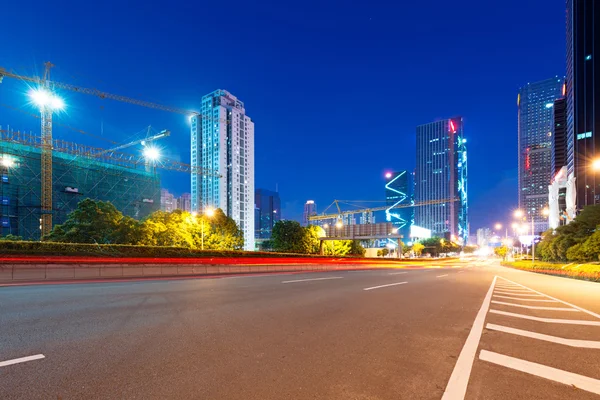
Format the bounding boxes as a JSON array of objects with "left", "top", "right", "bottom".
[
  {"left": 45, "top": 199, "right": 132, "bottom": 244},
  {"left": 303, "top": 225, "right": 324, "bottom": 254},
  {"left": 349, "top": 240, "right": 366, "bottom": 257},
  {"left": 271, "top": 220, "right": 306, "bottom": 253},
  {"left": 412, "top": 242, "right": 425, "bottom": 256},
  {"left": 377, "top": 248, "right": 390, "bottom": 257},
  {"left": 0, "top": 234, "right": 23, "bottom": 241},
  {"left": 203, "top": 208, "right": 244, "bottom": 250},
  {"left": 322, "top": 240, "right": 352, "bottom": 256},
  {"left": 494, "top": 246, "right": 509, "bottom": 260},
  {"left": 138, "top": 210, "right": 195, "bottom": 248}
]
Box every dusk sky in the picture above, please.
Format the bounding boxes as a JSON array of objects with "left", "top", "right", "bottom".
[{"left": 1, "top": 0, "right": 565, "bottom": 231}]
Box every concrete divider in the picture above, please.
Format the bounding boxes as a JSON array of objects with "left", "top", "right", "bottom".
[{"left": 0, "top": 262, "right": 384, "bottom": 284}]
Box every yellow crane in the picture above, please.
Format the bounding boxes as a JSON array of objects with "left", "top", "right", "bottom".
[{"left": 0, "top": 62, "right": 214, "bottom": 237}]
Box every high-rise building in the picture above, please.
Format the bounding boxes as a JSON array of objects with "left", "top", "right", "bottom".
[
  {"left": 255, "top": 189, "right": 281, "bottom": 239},
  {"left": 385, "top": 171, "right": 412, "bottom": 243},
  {"left": 191, "top": 90, "right": 255, "bottom": 250},
  {"left": 566, "top": 0, "right": 600, "bottom": 208},
  {"left": 414, "top": 118, "right": 468, "bottom": 244},
  {"left": 552, "top": 95, "right": 568, "bottom": 177},
  {"left": 302, "top": 200, "right": 316, "bottom": 226},
  {"left": 517, "top": 78, "right": 563, "bottom": 233},
  {"left": 476, "top": 228, "right": 492, "bottom": 247},
  {"left": 176, "top": 193, "right": 191, "bottom": 212},
  {"left": 160, "top": 189, "right": 175, "bottom": 212}
]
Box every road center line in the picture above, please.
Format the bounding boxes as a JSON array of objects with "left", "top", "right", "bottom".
[
  {"left": 497, "top": 277, "right": 600, "bottom": 319},
  {"left": 489, "top": 309, "right": 600, "bottom": 326},
  {"left": 363, "top": 282, "right": 407, "bottom": 291},
  {"left": 0, "top": 354, "right": 45, "bottom": 368},
  {"left": 479, "top": 350, "right": 600, "bottom": 395},
  {"left": 281, "top": 277, "right": 343, "bottom": 284},
  {"left": 436, "top": 274, "right": 449, "bottom": 278},
  {"left": 486, "top": 323, "right": 600, "bottom": 348},
  {"left": 388, "top": 271, "right": 408, "bottom": 275},
  {"left": 493, "top": 295, "right": 558, "bottom": 302},
  {"left": 441, "top": 276, "right": 497, "bottom": 400},
  {"left": 491, "top": 300, "right": 580, "bottom": 311}
]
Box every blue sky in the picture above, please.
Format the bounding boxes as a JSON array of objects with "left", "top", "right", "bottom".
[{"left": 1, "top": 0, "right": 565, "bottom": 231}]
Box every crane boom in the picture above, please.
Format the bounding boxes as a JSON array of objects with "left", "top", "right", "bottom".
[
  {"left": 94, "top": 129, "right": 170, "bottom": 156},
  {"left": 0, "top": 67, "right": 201, "bottom": 117},
  {"left": 307, "top": 198, "right": 458, "bottom": 221}
]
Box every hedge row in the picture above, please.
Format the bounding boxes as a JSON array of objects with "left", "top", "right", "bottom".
[
  {"left": 0, "top": 240, "right": 328, "bottom": 258},
  {"left": 502, "top": 260, "right": 600, "bottom": 282}
]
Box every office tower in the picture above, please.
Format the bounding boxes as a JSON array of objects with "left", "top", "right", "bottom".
[
  {"left": 518, "top": 78, "right": 563, "bottom": 233},
  {"left": 191, "top": 90, "right": 255, "bottom": 250},
  {"left": 566, "top": 0, "right": 600, "bottom": 208},
  {"left": 302, "top": 200, "right": 316, "bottom": 226},
  {"left": 160, "top": 189, "right": 175, "bottom": 212},
  {"left": 177, "top": 193, "right": 191, "bottom": 212},
  {"left": 255, "top": 189, "right": 281, "bottom": 239},
  {"left": 552, "top": 95, "right": 567, "bottom": 177},
  {"left": 385, "top": 171, "right": 412, "bottom": 243},
  {"left": 414, "top": 118, "right": 468, "bottom": 244},
  {"left": 476, "top": 228, "right": 492, "bottom": 247}
]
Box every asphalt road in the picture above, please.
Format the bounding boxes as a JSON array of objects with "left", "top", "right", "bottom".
[{"left": 1, "top": 259, "right": 599, "bottom": 399}]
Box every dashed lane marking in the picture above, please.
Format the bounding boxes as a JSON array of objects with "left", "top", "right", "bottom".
[
  {"left": 479, "top": 350, "right": 600, "bottom": 396},
  {"left": 388, "top": 271, "right": 408, "bottom": 275},
  {"left": 436, "top": 274, "right": 449, "bottom": 278},
  {"left": 486, "top": 323, "right": 600, "bottom": 349},
  {"left": 363, "top": 282, "right": 408, "bottom": 291},
  {"left": 0, "top": 354, "right": 45, "bottom": 368},
  {"left": 281, "top": 277, "right": 343, "bottom": 284},
  {"left": 493, "top": 290, "right": 544, "bottom": 297}
]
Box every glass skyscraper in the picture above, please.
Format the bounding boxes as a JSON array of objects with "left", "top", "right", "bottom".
[
  {"left": 255, "top": 189, "right": 281, "bottom": 239},
  {"left": 191, "top": 90, "right": 255, "bottom": 251},
  {"left": 517, "top": 78, "right": 563, "bottom": 233},
  {"left": 566, "top": 0, "right": 600, "bottom": 208},
  {"left": 385, "top": 170, "right": 412, "bottom": 244},
  {"left": 414, "top": 118, "right": 468, "bottom": 244}
]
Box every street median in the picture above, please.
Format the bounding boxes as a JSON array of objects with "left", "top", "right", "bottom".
[{"left": 501, "top": 260, "right": 600, "bottom": 282}]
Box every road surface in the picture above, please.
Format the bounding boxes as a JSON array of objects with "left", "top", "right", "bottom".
[{"left": 1, "top": 259, "right": 599, "bottom": 399}]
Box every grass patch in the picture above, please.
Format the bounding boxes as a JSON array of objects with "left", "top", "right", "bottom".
[{"left": 502, "top": 260, "right": 600, "bottom": 282}]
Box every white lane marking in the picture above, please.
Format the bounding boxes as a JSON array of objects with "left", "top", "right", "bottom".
[
  {"left": 491, "top": 300, "right": 580, "bottom": 311},
  {"left": 363, "top": 282, "right": 407, "bottom": 291},
  {"left": 457, "top": 271, "right": 465, "bottom": 274},
  {"left": 479, "top": 350, "right": 600, "bottom": 395},
  {"left": 497, "top": 277, "right": 600, "bottom": 320},
  {"left": 486, "top": 323, "right": 600, "bottom": 349},
  {"left": 494, "top": 290, "right": 544, "bottom": 297},
  {"left": 388, "top": 271, "right": 408, "bottom": 275},
  {"left": 436, "top": 274, "right": 449, "bottom": 278},
  {"left": 0, "top": 354, "right": 45, "bottom": 368},
  {"left": 281, "top": 277, "right": 343, "bottom": 284},
  {"left": 489, "top": 309, "right": 600, "bottom": 326},
  {"left": 493, "top": 295, "right": 558, "bottom": 302},
  {"left": 494, "top": 287, "right": 531, "bottom": 292},
  {"left": 494, "top": 285, "right": 526, "bottom": 290},
  {"left": 441, "top": 276, "right": 497, "bottom": 400}
]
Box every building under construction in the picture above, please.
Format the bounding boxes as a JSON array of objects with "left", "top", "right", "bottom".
[{"left": 0, "top": 127, "right": 160, "bottom": 240}]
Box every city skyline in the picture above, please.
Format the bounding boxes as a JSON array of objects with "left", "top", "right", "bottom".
[{"left": 0, "top": 0, "right": 567, "bottom": 233}]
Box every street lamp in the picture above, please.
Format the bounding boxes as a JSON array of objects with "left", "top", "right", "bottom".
[
  {"left": 143, "top": 147, "right": 160, "bottom": 161},
  {"left": 335, "top": 221, "right": 343, "bottom": 229},
  {"left": 198, "top": 207, "right": 215, "bottom": 250},
  {"left": 1, "top": 156, "right": 14, "bottom": 168},
  {"left": 494, "top": 223, "right": 502, "bottom": 231},
  {"left": 29, "top": 88, "right": 64, "bottom": 111},
  {"left": 592, "top": 159, "right": 600, "bottom": 171}
]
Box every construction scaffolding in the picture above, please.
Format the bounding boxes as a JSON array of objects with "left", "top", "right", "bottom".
[{"left": 1, "top": 126, "right": 160, "bottom": 240}]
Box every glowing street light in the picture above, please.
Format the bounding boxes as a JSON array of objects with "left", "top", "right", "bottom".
[
  {"left": 494, "top": 223, "right": 502, "bottom": 230},
  {"left": 385, "top": 172, "right": 392, "bottom": 179},
  {"left": 335, "top": 221, "right": 343, "bottom": 229},
  {"left": 592, "top": 159, "right": 600, "bottom": 171},
  {"left": 514, "top": 209, "right": 524, "bottom": 219},
  {"left": 542, "top": 208, "right": 550, "bottom": 216},
  {"left": 323, "top": 223, "right": 329, "bottom": 229}
]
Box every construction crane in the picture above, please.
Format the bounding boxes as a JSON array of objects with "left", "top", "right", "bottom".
[
  {"left": 94, "top": 127, "right": 170, "bottom": 157},
  {"left": 307, "top": 198, "right": 458, "bottom": 222},
  {"left": 0, "top": 62, "right": 216, "bottom": 237}
]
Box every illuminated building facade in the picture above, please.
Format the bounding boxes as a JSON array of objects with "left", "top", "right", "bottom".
[
  {"left": 191, "top": 90, "right": 255, "bottom": 251},
  {"left": 255, "top": 189, "right": 280, "bottom": 239},
  {"left": 518, "top": 78, "right": 563, "bottom": 233},
  {"left": 302, "top": 200, "right": 316, "bottom": 226},
  {"left": 385, "top": 170, "right": 412, "bottom": 243},
  {"left": 414, "top": 118, "right": 468, "bottom": 244},
  {"left": 567, "top": 0, "right": 600, "bottom": 208}
]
